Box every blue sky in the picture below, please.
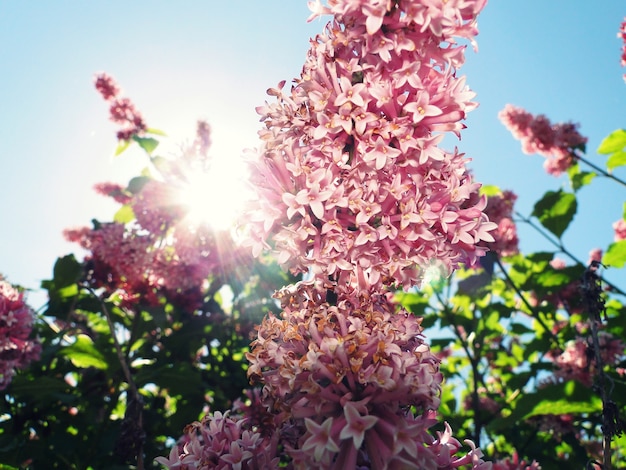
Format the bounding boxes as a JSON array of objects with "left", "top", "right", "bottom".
[{"left": 1, "top": 1, "right": 625, "bottom": 308}]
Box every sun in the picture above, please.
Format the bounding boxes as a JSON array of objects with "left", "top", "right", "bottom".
[{"left": 176, "top": 157, "right": 251, "bottom": 232}]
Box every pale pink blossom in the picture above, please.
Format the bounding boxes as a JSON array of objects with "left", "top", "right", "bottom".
[
  {"left": 246, "top": 0, "right": 495, "bottom": 291},
  {"left": 302, "top": 417, "right": 340, "bottom": 462},
  {"left": 492, "top": 451, "right": 542, "bottom": 469},
  {"left": 549, "top": 258, "right": 567, "bottom": 270},
  {"left": 154, "top": 410, "right": 279, "bottom": 469},
  {"left": 546, "top": 329, "right": 625, "bottom": 386},
  {"left": 613, "top": 219, "right": 626, "bottom": 241},
  {"left": 499, "top": 104, "right": 587, "bottom": 176},
  {"left": 588, "top": 248, "right": 603, "bottom": 265},
  {"left": 482, "top": 190, "right": 519, "bottom": 257}
]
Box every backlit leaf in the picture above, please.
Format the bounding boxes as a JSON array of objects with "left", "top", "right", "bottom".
[
  {"left": 61, "top": 334, "right": 108, "bottom": 370},
  {"left": 597, "top": 129, "right": 626, "bottom": 154},
  {"left": 53, "top": 254, "right": 82, "bottom": 288},
  {"left": 606, "top": 150, "right": 626, "bottom": 171},
  {"left": 146, "top": 127, "right": 167, "bottom": 136},
  {"left": 603, "top": 239, "right": 626, "bottom": 268},
  {"left": 531, "top": 190, "right": 577, "bottom": 239},
  {"left": 570, "top": 170, "right": 595, "bottom": 192},
  {"left": 114, "top": 139, "right": 131, "bottom": 156},
  {"left": 113, "top": 204, "right": 135, "bottom": 224},
  {"left": 133, "top": 136, "right": 159, "bottom": 154}
]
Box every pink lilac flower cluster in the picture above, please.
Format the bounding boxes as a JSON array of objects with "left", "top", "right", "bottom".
[
  {"left": 498, "top": 104, "right": 587, "bottom": 176},
  {"left": 482, "top": 190, "right": 519, "bottom": 257},
  {"left": 546, "top": 328, "right": 625, "bottom": 387},
  {"left": 94, "top": 73, "right": 147, "bottom": 141},
  {"left": 462, "top": 387, "right": 501, "bottom": 417},
  {"left": 542, "top": 256, "right": 607, "bottom": 314},
  {"left": 243, "top": 281, "right": 488, "bottom": 469},
  {"left": 154, "top": 410, "right": 280, "bottom": 469},
  {"left": 245, "top": 0, "right": 496, "bottom": 292},
  {"left": 0, "top": 279, "right": 41, "bottom": 390},
  {"left": 619, "top": 17, "right": 626, "bottom": 82},
  {"left": 491, "top": 451, "right": 541, "bottom": 470},
  {"left": 534, "top": 258, "right": 585, "bottom": 314},
  {"left": 527, "top": 413, "right": 576, "bottom": 443},
  {"left": 159, "top": 1, "right": 497, "bottom": 468},
  {"left": 93, "top": 182, "right": 132, "bottom": 205}
]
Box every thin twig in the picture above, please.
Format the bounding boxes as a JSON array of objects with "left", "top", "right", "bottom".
[
  {"left": 574, "top": 151, "right": 626, "bottom": 189},
  {"left": 435, "top": 291, "right": 484, "bottom": 446},
  {"left": 82, "top": 284, "right": 144, "bottom": 470},
  {"left": 515, "top": 212, "right": 626, "bottom": 297},
  {"left": 493, "top": 256, "right": 561, "bottom": 349}
]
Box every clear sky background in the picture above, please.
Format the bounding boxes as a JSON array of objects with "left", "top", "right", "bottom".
[{"left": 1, "top": 1, "right": 625, "bottom": 309}]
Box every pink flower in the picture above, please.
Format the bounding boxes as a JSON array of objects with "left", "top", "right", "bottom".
[
  {"left": 0, "top": 279, "right": 41, "bottom": 390},
  {"left": 303, "top": 417, "right": 340, "bottom": 461},
  {"left": 339, "top": 402, "right": 379, "bottom": 449},
  {"left": 93, "top": 182, "right": 132, "bottom": 205},
  {"left": 155, "top": 410, "right": 279, "bottom": 469},
  {"left": 246, "top": 0, "right": 495, "bottom": 291},
  {"left": 613, "top": 218, "right": 626, "bottom": 241},
  {"left": 492, "top": 450, "right": 542, "bottom": 470},
  {"left": 94, "top": 73, "right": 119, "bottom": 101},
  {"left": 94, "top": 73, "right": 147, "bottom": 141},
  {"left": 221, "top": 441, "right": 254, "bottom": 470},
  {"left": 588, "top": 248, "right": 603, "bottom": 265},
  {"left": 245, "top": 281, "right": 488, "bottom": 468},
  {"left": 482, "top": 190, "right": 519, "bottom": 257},
  {"left": 499, "top": 104, "right": 587, "bottom": 176},
  {"left": 549, "top": 257, "right": 567, "bottom": 270},
  {"left": 546, "top": 329, "right": 625, "bottom": 386},
  {"left": 170, "top": 4, "right": 493, "bottom": 469},
  {"left": 65, "top": 129, "right": 251, "bottom": 311},
  {"left": 619, "top": 17, "right": 626, "bottom": 82}
]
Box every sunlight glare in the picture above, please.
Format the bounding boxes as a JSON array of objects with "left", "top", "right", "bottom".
[{"left": 178, "top": 158, "right": 251, "bottom": 232}]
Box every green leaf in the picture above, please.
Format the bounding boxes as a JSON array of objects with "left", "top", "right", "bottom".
[
  {"left": 606, "top": 150, "right": 626, "bottom": 171},
  {"left": 132, "top": 135, "right": 159, "bottom": 154},
  {"left": 535, "top": 265, "right": 583, "bottom": 289},
  {"left": 114, "top": 139, "right": 131, "bottom": 156},
  {"left": 603, "top": 239, "right": 626, "bottom": 268},
  {"left": 523, "top": 398, "right": 601, "bottom": 418},
  {"left": 489, "top": 381, "right": 601, "bottom": 432},
  {"left": 479, "top": 185, "right": 502, "bottom": 197},
  {"left": 597, "top": 129, "right": 626, "bottom": 154},
  {"left": 113, "top": 204, "right": 135, "bottom": 224},
  {"left": 9, "top": 375, "right": 69, "bottom": 399},
  {"left": 531, "top": 190, "right": 577, "bottom": 239},
  {"left": 395, "top": 292, "right": 430, "bottom": 316},
  {"left": 127, "top": 176, "right": 151, "bottom": 194},
  {"left": 570, "top": 170, "right": 596, "bottom": 192},
  {"left": 146, "top": 127, "right": 167, "bottom": 136},
  {"left": 510, "top": 322, "right": 534, "bottom": 335},
  {"left": 53, "top": 254, "right": 82, "bottom": 288},
  {"left": 61, "top": 334, "right": 108, "bottom": 370}
]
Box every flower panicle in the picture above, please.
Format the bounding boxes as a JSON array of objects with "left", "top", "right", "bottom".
[
  {"left": 0, "top": 279, "right": 41, "bottom": 390},
  {"left": 498, "top": 104, "right": 587, "bottom": 176},
  {"left": 94, "top": 73, "right": 147, "bottom": 141},
  {"left": 246, "top": 0, "right": 495, "bottom": 291}
]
